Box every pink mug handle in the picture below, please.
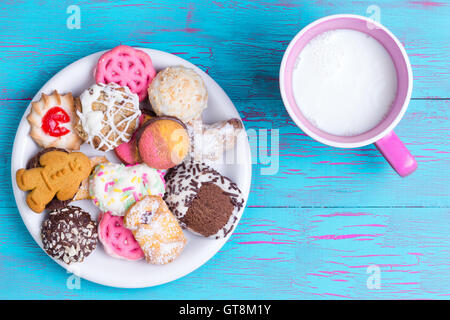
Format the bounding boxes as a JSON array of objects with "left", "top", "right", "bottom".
[{"left": 375, "top": 131, "right": 417, "bottom": 177}]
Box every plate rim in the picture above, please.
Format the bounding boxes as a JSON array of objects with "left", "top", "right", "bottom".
[{"left": 10, "top": 48, "right": 252, "bottom": 288}]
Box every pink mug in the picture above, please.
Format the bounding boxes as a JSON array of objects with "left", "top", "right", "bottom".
[{"left": 279, "top": 14, "right": 417, "bottom": 177}]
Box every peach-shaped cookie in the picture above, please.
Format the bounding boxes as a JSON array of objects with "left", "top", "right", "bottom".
[
  {"left": 137, "top": 117, "right": 190, "bottom": 170},
  {"left": 114, "top": 113, "right": 153, "bottom": 165}
]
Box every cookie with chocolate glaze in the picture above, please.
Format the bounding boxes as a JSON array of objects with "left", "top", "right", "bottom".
[
  {"left": 164, "top": 160, "right": 244, "bottom": 239},
  {"left": 41, "top": 206, "right": 97, "bottom": 264}
]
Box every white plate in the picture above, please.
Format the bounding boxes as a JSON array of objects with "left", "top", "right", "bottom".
[{"left": 11, "top": 48, "right": 252, "bottom": 288}]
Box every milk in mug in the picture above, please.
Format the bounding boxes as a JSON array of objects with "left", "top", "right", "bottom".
[{"left": 292, "top": 29, "right": 398, "bottom": 136}]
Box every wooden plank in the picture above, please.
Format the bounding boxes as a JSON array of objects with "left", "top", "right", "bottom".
[
  {"left": 0, "top": 0, "right": 448, "bottom": 101},
  {"left": 0, "top": 0, "right": 448, "bottom": 300},
  {"left": 0, "top": 207, "right": 448, "bottom": 299},
  {"left": 2, "top": 99, "right": 449, "bottom": 208}
]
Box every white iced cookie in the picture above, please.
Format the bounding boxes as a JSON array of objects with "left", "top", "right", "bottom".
[
  {"left": 75, "top": 82, "right": 141, "bottom": 151},
  {"left": 89, "top": 163, "right": 165, "bottom": 216},
  {"left": 148, "top": 66, "right": 208, "bottom": 123}
]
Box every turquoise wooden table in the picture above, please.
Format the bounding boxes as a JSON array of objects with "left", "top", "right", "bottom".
[{"left": 0, "top": 0, "right": 448, "bottom": 299}]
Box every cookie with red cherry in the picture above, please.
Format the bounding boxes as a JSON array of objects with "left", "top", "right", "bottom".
[{"left": 27, "top": 91, "right": 83, "bottom": 150}]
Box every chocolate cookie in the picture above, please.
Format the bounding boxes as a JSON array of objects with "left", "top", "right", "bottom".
[
  {"left": 41, "top": 206, "right": 97, "bottom": 264},
  {"left": 164, "top": 161, "right": 245, "bottom": 239},
  {"left": 27, "top": 148, "right": 72, "bottom": 210}
]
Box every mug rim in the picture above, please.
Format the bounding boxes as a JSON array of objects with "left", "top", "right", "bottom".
[{"left": 279, "top": 14, "right": 413, "bottom": 149}]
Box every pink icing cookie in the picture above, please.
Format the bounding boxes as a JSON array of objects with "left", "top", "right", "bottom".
[
  {"left": 114, "top": 113, "right": 149, "bottom": 165},
  {"left": 95, "top": 45, "right": 156, "bottom": 101},
  {"left": 114, "top": 135, "right": 140, "bottom": 165},
  {"left": 98, "top": 212, "right": 144, "bottom": 261}
]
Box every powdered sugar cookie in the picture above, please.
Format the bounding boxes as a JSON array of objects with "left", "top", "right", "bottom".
[
  {"left": 164, "top": 161, "right": 244, "bottom": 239},
  {"left": 27, "top": 91, "right": 83, "bottom": 150},
  {"left": 95, "top": 45, "right": 156, "bottom": 101},
  {"left": 75, "top": 82, "right": 141, "bottom": 152},
  {"left": 188, "top": 118, "right": 244, "bottom": 163},
  {"left": 89, "top": 163, "right": 165, "bottom": 216},
  {"left": 124, "top": 196, "right": 186, "bottom": 265},
  {"left": 98, "top": 212, "right": 144, "bottom": 261}
]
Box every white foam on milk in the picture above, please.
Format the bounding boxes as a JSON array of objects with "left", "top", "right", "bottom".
[{"left": 292, "top": 29, "right": 398, "bottom": 136}]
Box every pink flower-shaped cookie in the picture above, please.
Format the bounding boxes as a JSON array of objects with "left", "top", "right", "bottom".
[
  {"left": 98, "top": 212, "right": 144, "bottom": 261},
  {"left": 95, "top": 45, "right": 156, "bottom": 101}
]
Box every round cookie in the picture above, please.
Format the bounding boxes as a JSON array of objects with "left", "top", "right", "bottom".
[
  {"left": 164, "top": 161, "right": 244, "bottom": 239},
  {"left": 136, "top": 116, "right": 190, "bottom": 170},
  {"left": 98, "top": 212, "right": 144, "bottom": 261},
  {"left": 89, "top": 163, "right": 165, "bottom": 216},
  {"left": 124, "top": 196, "right": 186, "bottom": 264},
  {"left": 41, "top": 206, "right": 97, "bottom": 264},
  {"left": 75, "top": 82, "right": 141, "bottom": 151},
  {"left": 95, "top": 45, "right": 156, "bottom": 101},
  {"left": 148, "top": 66, "right": 208, "bottom": 123}
]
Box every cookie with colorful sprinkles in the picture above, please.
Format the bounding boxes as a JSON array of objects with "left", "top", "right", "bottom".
[{"left": 89, "top": 163, "right": 165, "bottom": 216}]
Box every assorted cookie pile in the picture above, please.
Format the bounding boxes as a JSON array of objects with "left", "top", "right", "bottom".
[{"left": 16, "top": 45, "right": 245, "bottom": 266}]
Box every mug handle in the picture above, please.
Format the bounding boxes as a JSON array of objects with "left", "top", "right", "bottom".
[{"left": 375, "top": 131, "right": 417, "bottom": 177}]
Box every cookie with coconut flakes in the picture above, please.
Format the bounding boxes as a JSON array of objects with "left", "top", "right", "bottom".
[
  {"left": 41, "top": 206, "right": 97, "bottom": 264},
  {"left": 148, "top": 66, "right": 208, "bottom": 123}
]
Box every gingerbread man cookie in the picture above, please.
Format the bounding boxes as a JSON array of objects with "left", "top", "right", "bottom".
[
  {"left": 16, "top": 150, "right": 92, "bottom": 213},
  {"left": 27, "top": 91, "right": 83, "bottom": 151}
]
